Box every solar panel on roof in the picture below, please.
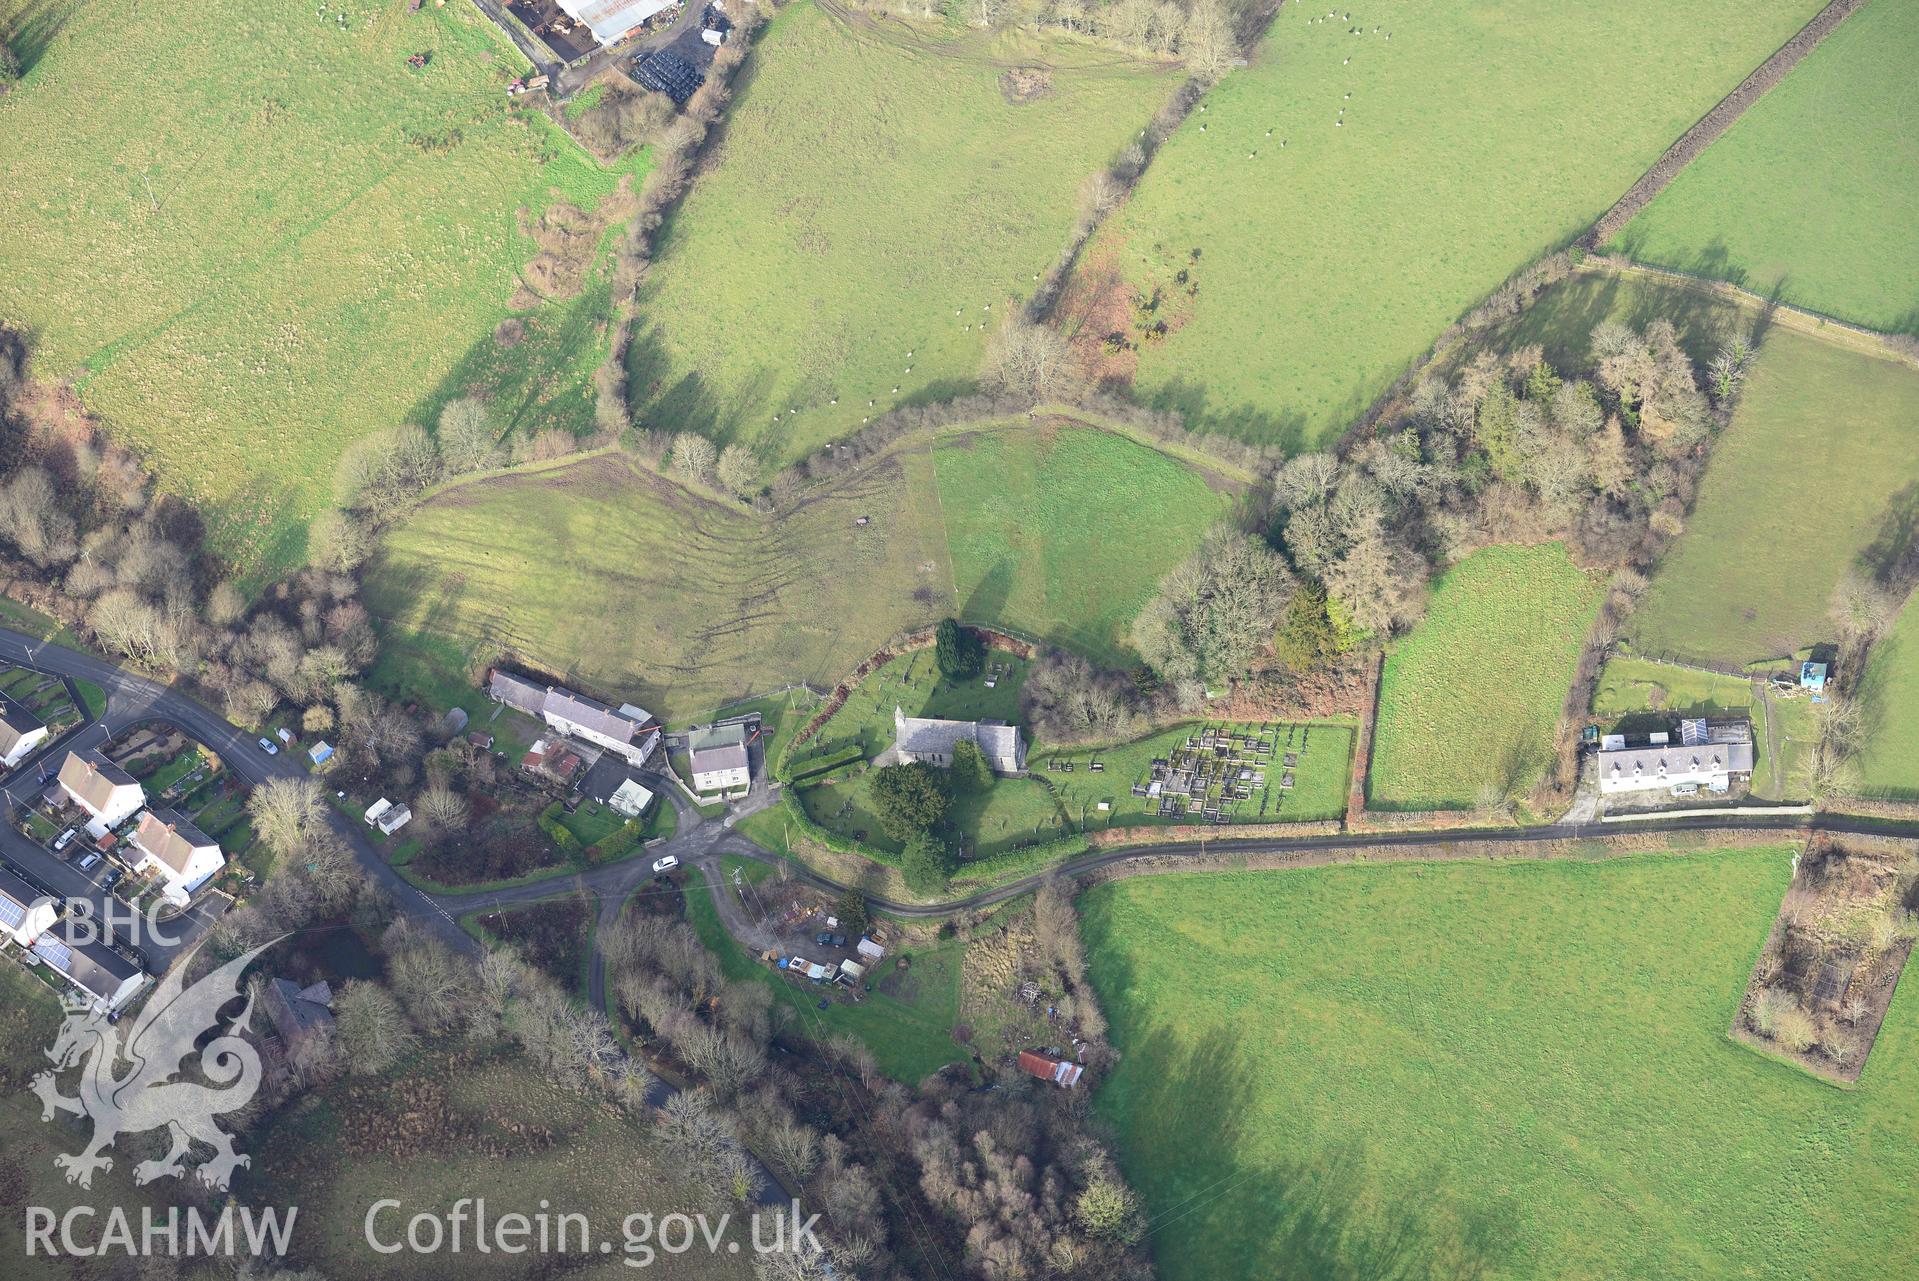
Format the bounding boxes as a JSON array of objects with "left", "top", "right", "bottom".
[
  {"left": 0, "top": 898, "right": 24, "bottom": 930},
  {"left": 34, "top": 937, "right": 72, "bottom": 971}
]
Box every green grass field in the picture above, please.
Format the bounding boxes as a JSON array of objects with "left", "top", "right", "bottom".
[
  {"left": 1079, "top": 0, "right": 1821, "bottom": 450},
  {"left": 1083, "top": 846, "right": 1919, "bottom": 1281},
  {"left": 1592, "top": 655, "right": 1814, "bottom": 801},
  {"left": 1631, "top": 326, "right": 1919, "bottom": 666},
  {"left": 0, "top": 0, "right": 642, "bottom": 580},
  {"left": 1370, "top": 544, "right": 1601, "bottom": 810},
  {"left": 1606, "top": 0, "right": 1919, "bottom": 335},
  {"left": 365, "top": 450, "right": 953, "bottom": 722},
  {"left": 933, "top": 422, "right": 1234, "bottom": 661},
  {"left": 1857, "top": 596, "right": 1919, "bottom": 799},
  {"left": 628, "top": 2, "right": 1177, "bottom": 469}
]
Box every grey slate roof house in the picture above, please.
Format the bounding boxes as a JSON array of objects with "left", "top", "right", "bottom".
[{"left": 892, "top": 706, "right": 1026, "bottom": 775}]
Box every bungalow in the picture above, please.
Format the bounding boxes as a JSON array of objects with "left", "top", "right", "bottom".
[
  {"left": 56, "top": 750, "right": 145, "bottom": 838},
  {"left": 32, "top": 922, "right": 147, "bottom": 1014},
  {"left": 687, "top": 721, "right": 752, "bottom": 794},
  {"left": 0, "top": 691, "right": 49, "bottom": 769},
  {"left": 127, "top": 808, "right": 225, "bottom": 907},
  {"left": 0, "top": 865, "right": 58, "bottom": 948},
  {"left": 892, "top": 706, "right": 1026, "bottom": 775},
  {"left": 1598, "top": 718, "right": 1755, "bottom": 796},
  {"left": 1017, "top": 1050, "right": 1083, "bottom": 1088}
]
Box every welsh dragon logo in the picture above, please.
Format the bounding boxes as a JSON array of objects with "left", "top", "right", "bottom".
[{"left": 31, "top": 939, "right": 280, "bottom": 1191}]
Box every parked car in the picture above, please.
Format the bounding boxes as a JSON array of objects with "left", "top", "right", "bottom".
[
  {"left": 258, "top": 737, "right": 278, "bottom": 755},
  {"left": 100, "top": 867, "right": 122, "bottom": 889},
  {"left": 52, "top": 827, "right": 78, "bottom": 853},
  {"left": 815, "top": 931, "right": 846, "bottom": 948},
  {"left": 651, "top": 854, "right": 679, "bottom": 874},
  {"left": 76, "top": 852, "right": 101, "bottom": 872}
]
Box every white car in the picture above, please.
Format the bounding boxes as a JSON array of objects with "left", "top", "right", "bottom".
[
  {"left": 651, "top": 854, "right": 680, "bottom": 874},
  {"left": 52, "top": 827, "right": 78, "bottom": 852},
  {"left": 77, "top": 852, "right": 102, "bottom": 872},
  {"left": 258, "top": 737, "right": 278, "bottom": 755}
]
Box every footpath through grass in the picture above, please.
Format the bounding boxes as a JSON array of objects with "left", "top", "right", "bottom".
[
  {"left": 1083, "top": 846, "right": 1919, "bottom": 1281},
  {"left": 630, "top": 2, "right": 1177, "bottom": 469},
  {"left": 1607, "top": 0, "right": 1919, "bottom": 335},
  {"left": 0, "top": 0, "right": 643, "bottom": 580},
  {"left": 1370, "top": 544, "right": 1601, "bottom": 810},
  {"left": 933, "top": 422, "right": 1233, "bottom": 662},
  {"left": 1083, "top": 0, "right": 1821, "bottom": 449}
]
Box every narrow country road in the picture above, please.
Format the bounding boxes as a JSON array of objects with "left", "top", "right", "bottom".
[{"left": 12, "top": 626, "right": 1915, "bottom": 953}]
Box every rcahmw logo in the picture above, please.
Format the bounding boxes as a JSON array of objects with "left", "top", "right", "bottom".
[{"left": 25, "top": 937, "right": 298, "bottom": 1259}]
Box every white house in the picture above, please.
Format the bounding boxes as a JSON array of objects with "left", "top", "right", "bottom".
[
  {"left": 1598, "top": 718, "right": 1755, "bottom": 796},
  {"left": 32, "top": 923, "right": 147, "bottom": 1014},
  {"left": 0, "top": 692, "right": 49, "bottom": 769},
  {"left": 128, "top": 808, "right": 225, "bottom": 907},
  {"left": 687, "top": 722, "right": 752, "bottom": 794},
  {"left": 891, "top": 706, "right": 1026, "bottom": 775},
  {"left": 485, "top": 669, "right": 657, "bottom": 768},
  {"left": 608, "top": 777, "right": 655, "bottom": 818},
  {"left": 541, "top": 688, "right": 658, "bottom": 768},
  {"left": 0, "top": 865, "right": 58, "bottom": 948},
  {"left": 56, "top": 750, "right": 146, "bottom": 838}
]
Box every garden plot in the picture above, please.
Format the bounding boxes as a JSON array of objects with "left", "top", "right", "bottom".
[{"left": 1733, "top": 834, "right": 1917, "bottom": 1082}]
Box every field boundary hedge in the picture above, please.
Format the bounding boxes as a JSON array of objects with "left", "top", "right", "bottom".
[{"left": 1585, "top": 0, "right": 1870, "bottom": 250}]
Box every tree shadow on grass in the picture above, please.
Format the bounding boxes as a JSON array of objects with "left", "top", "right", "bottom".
[
  {"left": 1855, "top": 480, "right": 1919, "bottom": 591},
  {"left": 1114, "top": 1020, "right": 1517, "bottom": 1281},
  {"left": 4, "top": 0, "right": 70, "bottom": 74}
]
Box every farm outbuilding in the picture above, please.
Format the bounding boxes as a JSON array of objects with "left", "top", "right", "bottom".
[
  {"left": 555, "top": 0, "right": 673, "bottom": 46},
  {"left": 1017, "top": 1050, "right": 1083, "bottom": 1088}
]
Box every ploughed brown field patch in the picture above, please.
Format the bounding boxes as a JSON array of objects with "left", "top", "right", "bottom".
[{"left": 1735, "top": 834, "right": 1919, "bottom": 1081}]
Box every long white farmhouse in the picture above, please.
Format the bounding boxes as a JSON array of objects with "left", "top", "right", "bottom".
[{"left": 1598, "top": 718, "right": 1754, "bottom": 796}]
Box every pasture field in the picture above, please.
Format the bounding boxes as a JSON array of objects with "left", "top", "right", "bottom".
[
  {"left": 1082, "top": 847, "right": 1919, "bottom": 1281},
  {"left": 1370, "top": 544, "right": 1601, "bottom": 811},
  {"left": 933, "top": 422, "right": 1234, "bottom": 662},
  {"left": 1629, "top": 325, "right": 1919, "bottom": 666},
  {"left": 628, "top": 2, "right": 1177, "bottom": 469},
  {"left": 364, "top": 450, "right": 954, "bottom": 723},
  {"left": 1076, "top": 0, "right": 1821, "bottom": 450},
  {"left": 1606, "top": 0, "right": 1919, "bottom": 335},
  {"left": 1591, "top": 655, "right": 1813, "bottom": 801},
  {"left": 1857, "top": 597, "right": 1919, "bottom": 799},
  {"left": 0, "top": 0, "right": 642, "bottom": 581}
]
